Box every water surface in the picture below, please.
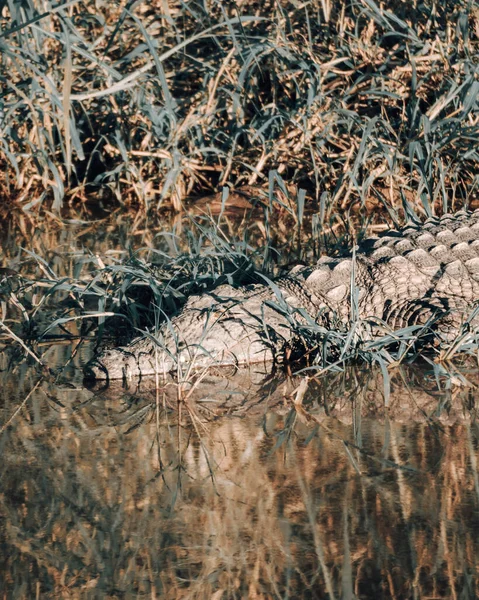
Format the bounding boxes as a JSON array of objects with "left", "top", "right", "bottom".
[{"left": 1, "top": 357, "right": 479, "bottom": 599}]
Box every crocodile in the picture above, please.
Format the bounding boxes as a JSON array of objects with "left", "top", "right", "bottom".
[{"left": 85, "top": 210, "right": 479, "bottom": 380}]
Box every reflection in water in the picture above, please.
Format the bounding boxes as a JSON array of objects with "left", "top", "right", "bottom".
[{"left": 1, "top": 361, "right": 479, "bottom": 598}]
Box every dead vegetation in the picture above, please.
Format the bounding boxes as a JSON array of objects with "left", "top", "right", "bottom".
[{"left": 1, "top": 0, "right": 479, "bottom": 215}]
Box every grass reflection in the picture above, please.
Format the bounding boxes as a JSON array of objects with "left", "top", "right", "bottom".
[{"left": 1, "top": 364, "right": 478, "bottom": 598}]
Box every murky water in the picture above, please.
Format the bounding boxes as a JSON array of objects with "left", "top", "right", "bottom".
[
  {"left": 1, "top": 354, "right": 479, "bottom": 599},
  {"left": 1, "top": 214, "right": 479, "bottom": 598}
]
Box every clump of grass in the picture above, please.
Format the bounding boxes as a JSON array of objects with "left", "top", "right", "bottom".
[{"left": 1, "top": 0, "right": 479, "bottom": 214}]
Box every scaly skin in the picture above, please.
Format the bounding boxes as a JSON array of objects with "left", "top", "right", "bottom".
[{"left": 85, "top": 210, "right": 479, "bottom": 379}]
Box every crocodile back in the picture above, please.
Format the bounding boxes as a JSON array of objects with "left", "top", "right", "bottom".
[
  {"left": 296, "top": 209, "right": 479, "bottom": 334},
  {"left": 361, "top": 209, "right": 479, "bottom": 264}
]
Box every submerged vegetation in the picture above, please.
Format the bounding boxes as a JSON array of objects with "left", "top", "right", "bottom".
[{"left": 1, "top": 0, "right": 479, "bottom": 213}]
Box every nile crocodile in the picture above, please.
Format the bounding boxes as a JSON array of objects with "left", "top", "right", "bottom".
[{"left": 86, "top": 210, "right": 479, "bottom": 380}]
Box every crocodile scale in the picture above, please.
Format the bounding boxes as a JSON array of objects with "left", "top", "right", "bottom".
[{"left": 86, "top": 209, "right": 479, "bottom": 379}]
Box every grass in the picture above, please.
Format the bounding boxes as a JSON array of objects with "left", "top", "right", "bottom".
[
  {"left": 0, "top": 2, "right": 479, "bottom": 403},
  {"left": 1, "top": 0, "right": 479, "bottom": 381},
  {"left": 1, "top": 0, "right": 479, "bottom": 214}
]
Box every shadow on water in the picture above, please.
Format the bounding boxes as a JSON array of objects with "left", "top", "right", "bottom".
[{"left": 1, "top": 352, "right": 479, "bottom": 599}]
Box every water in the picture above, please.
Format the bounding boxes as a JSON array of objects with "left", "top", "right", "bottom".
[
  {"left": 1, "top": 358, "right": 479, "bottom": 598},
  {"left": 1, "top": 214, "right": 479, "bottom": 598}
]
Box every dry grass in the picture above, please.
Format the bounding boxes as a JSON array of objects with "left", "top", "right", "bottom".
[{"left": 1, "top": 0, "right": 479, "bottom": 214}]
